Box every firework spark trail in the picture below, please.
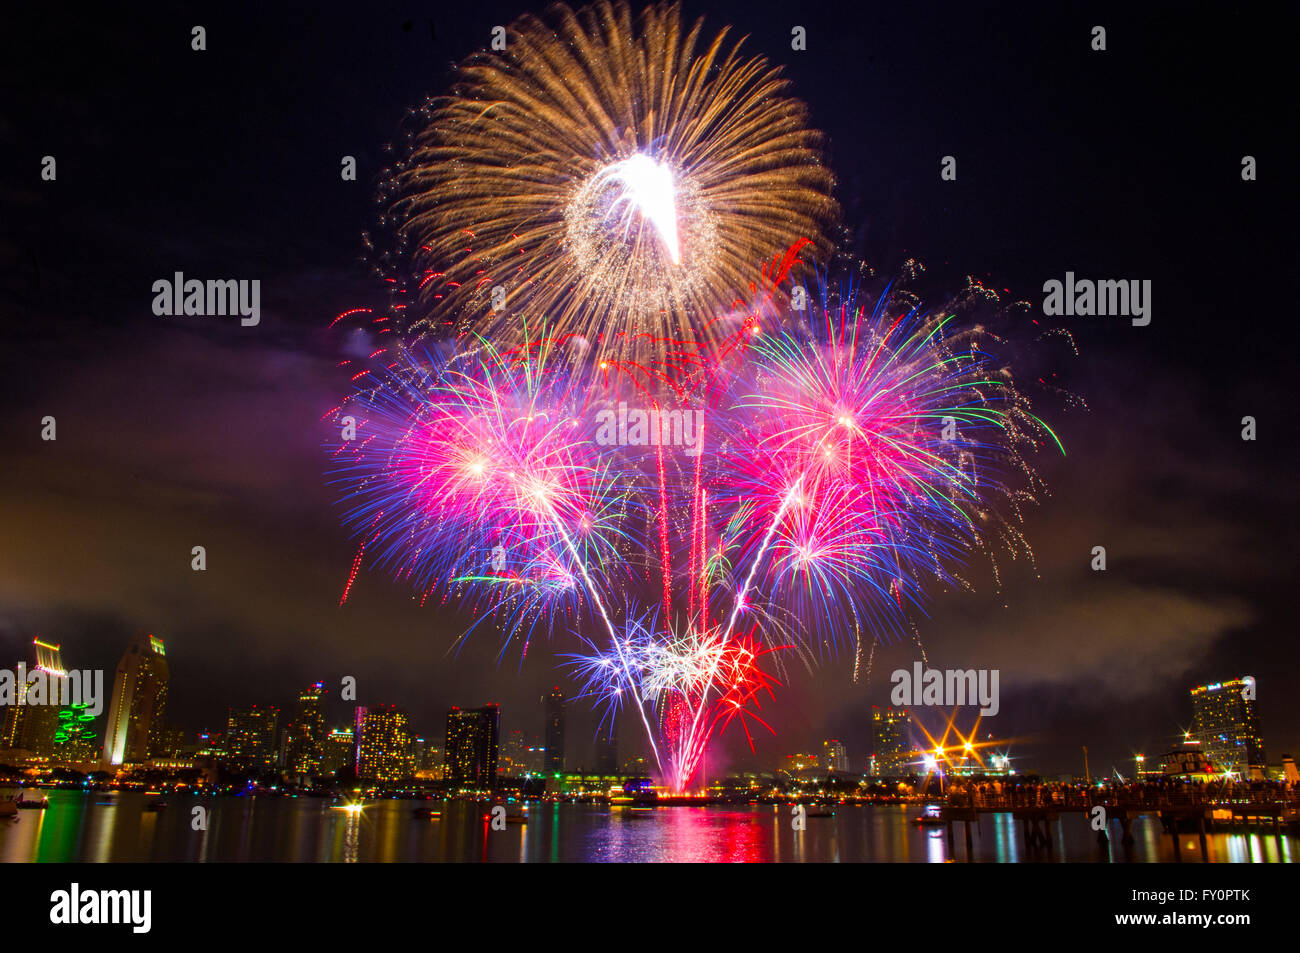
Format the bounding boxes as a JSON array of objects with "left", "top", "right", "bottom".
[
  {"left": 654, "top": 409, "right": 672, "bottom": 631},
  {"left": 673, "top": 478, "right": 803, "bottom": 789},
  {"left": 539, "top": 510, "right": 666, "bottom": 777}
]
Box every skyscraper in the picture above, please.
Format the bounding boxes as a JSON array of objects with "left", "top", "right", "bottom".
[
  {"left": 102, "top": 633, "right": 170, "bottom": 767},
  {"left": 1191, "top": 678, "right": 1266, "bottom": 778},
  {"left": 544, "top": 687, "right": 565, "bottom": 774},
  {"left": 322, "top": 727, "right": 355, "bottom": 776},
  {"left": 596, "top": 719, "right": 618, "bottom": 775},
  {"left": 284, "top": 682, "right": 328, "bottom": 779},
  {"left": 501, "top": 729, "right": 529, "bottom": 776},
  {"left": 823, "top": 738, "right": 848, "bottom": 773},
  {"left": 445, "top": 704, "right": 500, "bottom": 788},
  {"left": 355, "top": 705, "right": 415, "bottom": 783},
  {"left": 871, "top": 706, "right": 912, "bottom": 776},
  {"left": 3, "top": 638, "right": 67, "bottom": 757},
  {"left": 224, "top": 705, "right": 280, "bottom": 774},
  {"left": 411, "top": 736, "right": 443, "bottom": 776}
]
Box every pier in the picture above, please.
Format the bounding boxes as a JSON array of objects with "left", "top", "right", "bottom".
[{"left": 937, "top": 787, "right": 1299, "bottom": 860}]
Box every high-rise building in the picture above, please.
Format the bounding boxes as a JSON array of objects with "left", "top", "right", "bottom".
[
  {"left": 411, "top": 736, "right": 443, "bottom": 777},
  {"left": 445, "top": 704, "right": 500, "bottom": 788},
  {"left": 5, "top": 639, "right": 67, "bottom": 757},
  {"left": 500, "top": 729, "right": 529, "bottom": 776},
  {"left": 322, "top": 727, "right": 355, "bottom": 776},
  {"left": 224, "top": 705, "right": 280, "bottom": 774},
  {"left": 823, "top": 738, "right": 848, "bottom": 773},
  {"left": 1191, "top": 678, "right": 1266, "bottom": 778},
  {"left": 596, "top": 720, "right": 618, "bottom": 775},
  {"left": 355, "top": 705, "right": 415, "bottom": 783},
  {"left": 102, "top": 633, "right": 170, "bottom": 767},
  {"left": 526, "top": 742, "right": 546, "bottom": 774},
  {"left": 284, "top": 682, "right": 328, "bottom": 779},
  {"left": 544, "top": 687, "right": 565, "bottom": 774},
  {"left": 151, "top": 725, "right": 186, "bottom": 760},
  {"left": 871, "top": 706, "right": 912, "bottom": 776}
]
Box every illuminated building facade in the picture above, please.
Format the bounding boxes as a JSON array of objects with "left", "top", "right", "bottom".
[
  {"left": 445, "top": 704, "right": 500, "bottom": 788},
  {"left": 823, "top": 739, "right": 848, "bottom": 773},
  {"left": 284, "top": 682, "right": 327, "bottom": 778},
  {"left": 3, "top": 639, "right": 67, "bottom": 757},
  {"left": 500, "top": 729, "right": 530, "bottom": 776},
  {"left": 412, "top": 736, "right": 444, "bottom": 778},
  {"left": 1190, "top": 678, "right": 1266, "bottom": 778},
  {"left": 322, "top": 727, "right": 355, "bottom": 775},
  {"left": 224, "top": 705, "right": 280, "bottom": 774},
  {"left": 870, "top": 706, "right": 913, "bottom": 776},
  {"left": 559, "top": 773, "right": 623, "bottom": 796},
  {"left": 102, "top": 633, "right": 170, "bottom": 766},
  {"left": 355, "top": 705, "right": 415, "bottom": 783},
  {"left": 783, "top": 753, "right": 823, "bottom": 779},
  {"left": 544, "top": 687, "right": 565, "bottom": 774}
]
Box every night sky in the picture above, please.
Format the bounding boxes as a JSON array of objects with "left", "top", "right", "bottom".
[{"left": 2, "top": 2, "right": 1294, "bottom": 777}]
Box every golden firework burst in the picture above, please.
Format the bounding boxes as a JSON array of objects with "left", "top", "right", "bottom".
[{"left": 391, "top": 0, "right": 837, "bottom": 366}]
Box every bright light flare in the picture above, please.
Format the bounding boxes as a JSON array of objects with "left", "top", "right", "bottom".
[{"left": 593, "top": 153, "right": 681, "bottom": 264}]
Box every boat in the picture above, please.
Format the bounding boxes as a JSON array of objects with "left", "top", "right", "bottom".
[
  {"left": 412, "top": 807, "right": 441, "bottom": 819},
  {"left": 805, "top": 803, "right": 834, "bottom": 817},
  {"left": 911, "top": 805, "right": 945, "bottom": 826},
  {"left": 144, "top": 800, "right": 168, "bottom": 812},
  {"left": 16, "top": 791, "right": 48, "bottom": 810}
]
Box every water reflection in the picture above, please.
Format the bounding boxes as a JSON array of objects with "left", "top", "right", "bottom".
[{"left": 1, "top": 791, "right": 1296, "bottom": 863}]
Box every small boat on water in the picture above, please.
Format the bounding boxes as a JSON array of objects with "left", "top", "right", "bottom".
[
  {"left": 412, "top": 807, "right": 441, "bottom": 819},
  {"left": 911, "top": 805, "right": 945, "bottom": 826},
  {"left": 805, "top": 804, "right": 834, "bottom": 818},
  {"left": 15, "top": 791, "right": 48, "bottom": 810},
  {"left": 144, "top": 800, "right": 168, "bottom": 812}
]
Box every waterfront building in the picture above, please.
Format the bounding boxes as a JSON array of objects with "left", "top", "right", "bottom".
[
  {"left": 284, "top": 682, "right": 328, "bottom": 779},
  {"left": 1190, "top": 678, "right": 1266, "bottom": 779},
  {"left": 544, "top": 687, "right": 565, "bottom": 774},
  {"left": 102, "top": 633, "right": 170, "bottom": 767},
  {"left": 224, "top": 705, "right": 280, "bottom": 774},
  {"left": 355, "top": 705, "right": 416, "bottom": 783},
  {"left": 445, "top": 704, "right": 499, "bottom": 788},
  {"left": 870, "top": 706, "right": 912, "bottom": 776}
]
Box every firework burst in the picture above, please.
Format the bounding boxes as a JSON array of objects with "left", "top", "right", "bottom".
[
  {"left": 329, "top": 336, "right": 641, "bottom": 650},
  {"left": 382, "top": 1, "right": 836, "bottom": 365}
]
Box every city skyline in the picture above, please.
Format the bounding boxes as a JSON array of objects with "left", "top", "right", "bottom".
[{"left": 2, "top": 631, "right": 1288, "bottom": 786}]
